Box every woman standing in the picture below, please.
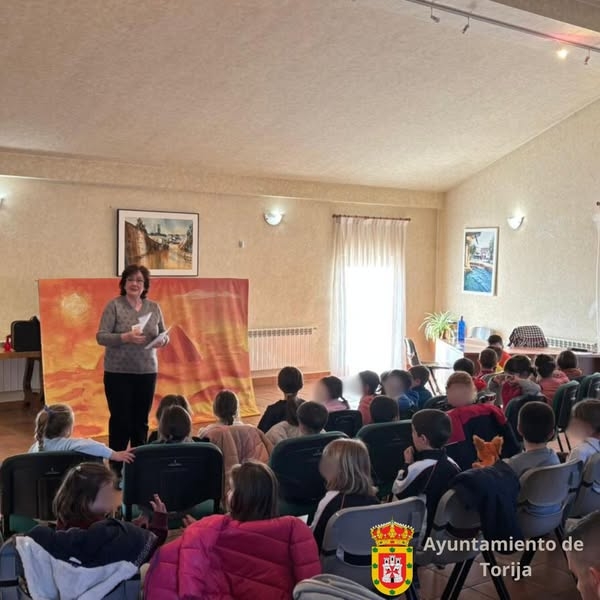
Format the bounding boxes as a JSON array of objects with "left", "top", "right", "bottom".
[{"left": 97, "top": 265, "right": 169, "bottom": 457}]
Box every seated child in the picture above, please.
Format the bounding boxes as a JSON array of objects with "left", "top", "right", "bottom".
[
  {"left": 488, "top": 334, "right": 511, "bottom": 368},
  {"left": 557, "top": 350, "right": 583, "bottom": 380},
  {"left": 148, "top": 394, "right": 192, "bottom": 443},
  {"left": 454, "top": 358, "right": 486, "bottom": 391},
  {"left": 535, "top": 354, "right": 570, "bottom": 404},
  {"left": 265, "top": 399, "right": 305, "bottom": 446},
  {"left": 369, "top": 395, "right": 400, "bottom": 423},
  {"left": 504, "top": 401, "right": 560, "bottom": 477},
  {"left": 357, "top": 370, "right": 381, "bottom": 425},
  {"left": 297, "top": 401, "right": 329, "bottom": 436},
  {"left": 477, "top": 347, "right": 499, "bottom": 379},
  {"left": 29, "top": 404, "right": 134, "bottom": 463},
  {"left": 154, "top": 405, "right": 195, "bottom": 443},
  {"left": 409, "top": 365, "right": 433, "bottom": 409},
  {"left": 198, "top": 390, "right": 243, "bottom": 437},
  {"left": 381, "top": 369, "right": 419, "bottom": 418},
  {"left": 489, "top": 356, "right": 541, "bottom": 411},
  {"left": 568, "top": 400, "right": 600, "bottom": 492},
  {"left": 311, "top": 439, "right": 379, "bottom": 549},
  {"left": 258, "top": 366, "right": 304, "bottom": 433},
  {"left": 393, "top": 409, "right": 460, "bottom": 536},
  {"left": 146, "top": 461, "right": 321, "bottom": 600},
  {"left": 314, "top": 376, "right": 350, "bottom": 412},
  {"left": 53, "top": 462, "right": 168, "bottom": 545}
]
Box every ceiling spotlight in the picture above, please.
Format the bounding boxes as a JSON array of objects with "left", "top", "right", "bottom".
[
  {"left": 462, "top": 16, "right": 470, "bottom": 34},
  {"left": 585, "top": 50, "right": 591, "bottom": 65},
  {"left": 430, "top": 6, "right": 440, "bottom": 23},
  {"left": 557, "top": 47, "right": 569, "bottom": 60}
]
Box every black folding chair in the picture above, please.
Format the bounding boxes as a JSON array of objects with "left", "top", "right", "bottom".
[
  {"left": 122, "top": 443, "right": 223, "bottom": 521},
  {"left": 269, "top": 432, "right": 347, "bottom": 519},
  {"left": 404, "top": 337, "right": 451, "bottom": 395},
  {"left": 577, "top": 373, "right": 600, "bottom": 402},
  {"left": 552, "top": 381, "right": 580, "bottom": 452},
  {"left": 421, "top": 395, "right": 450, "bottom": 411},
  {"left": 0, "top": 452, "right": 102, "bottom": 538},
  {"left": 325, "top": 410, "right": 363, "bottom": 438},
  {"left": 356, "top": 421, "right": 413, "bottom": 498}
]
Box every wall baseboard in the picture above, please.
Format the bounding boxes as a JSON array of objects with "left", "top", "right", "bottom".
[{"left": 252, "top": 371, "right": 329, "bottom": 387}]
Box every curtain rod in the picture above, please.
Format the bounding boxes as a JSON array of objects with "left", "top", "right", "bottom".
[{"left": 332, "top": 214, "right": 411, "bottom": 221}]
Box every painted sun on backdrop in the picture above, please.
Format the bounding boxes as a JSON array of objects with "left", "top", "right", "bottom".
[
  {"left": 117, "top": 209, "right": 199, "bottom": 276},
  {"left": 462, "top": 227, "right": 498, "bottom": 296}
]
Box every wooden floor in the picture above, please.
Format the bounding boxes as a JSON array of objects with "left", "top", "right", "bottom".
[{"left": 0, "top": 383, "right": 579, "bottom": 600}]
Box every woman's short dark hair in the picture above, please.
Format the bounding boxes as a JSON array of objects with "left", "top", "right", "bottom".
[
  {"left": 359, "top": 370, "right": 381, "bottom": 395},
  {"left": 370, "top": 395, "right": 399, "bottom": 423},
  {"left": 557, "top": 350, "right": 578, "bottom": 370},
  {"left": 229, "top": 460, "right": 279, "bottom": 522},
  {"left": 534, "top": 354, "right": 556, "bottom": 379},
  {"left": 119, "top": 265, "right": 150, "bottom": 299}
]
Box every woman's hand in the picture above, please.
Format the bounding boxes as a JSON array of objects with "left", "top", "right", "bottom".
[
  {"left": 150, "top": 494, "right": 167, "bottom": 514},
  {"left": 121, "top": 331, "right": 146, "bottom": 345},
  {"left": 182, "top": 515, "right": 197, "bottom": 528},
  {"left": 111, "top": 449, "right": 136, "bottom": 463}
]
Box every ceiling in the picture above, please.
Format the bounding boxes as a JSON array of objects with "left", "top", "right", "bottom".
[{"left": 2, "top": 0, "right": 600, "bottom": 191}]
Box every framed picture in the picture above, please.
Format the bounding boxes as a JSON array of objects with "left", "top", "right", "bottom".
[
  {"left": 462, "top": 227, "right": 498, "bottom": 296},
  {"left": 117, "top": 210, "right": 199, "bottom": 276}
]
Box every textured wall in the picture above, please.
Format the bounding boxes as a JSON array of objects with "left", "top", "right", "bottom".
[
  {"left": 0, "top": 170, "right": 439, "bottom": 370},
  {"left": 437, "top": 98, "right": 600, "bottom": 345}
]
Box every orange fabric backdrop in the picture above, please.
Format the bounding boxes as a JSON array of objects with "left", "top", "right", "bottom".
[{"left": 38, "top": 278, "right": 257, "bottom": 437}]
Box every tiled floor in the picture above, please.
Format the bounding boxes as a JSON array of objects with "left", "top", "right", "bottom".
[{"left": 0, "top": 383, "right": 580, "bottom": 600}]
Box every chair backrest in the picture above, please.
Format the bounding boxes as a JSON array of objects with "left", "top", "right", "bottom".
[
  {"left": 570, "top": 453, "right": 600, "bottom": 517},
  {"left": 122, "top": 443, "right": 223, "bottom": 519},
  {"left": 416, "top": 489, "right": 483, "bottom": 566},
  {"left": 518, "top": 460, "right": 583, "bottom": 539},
  {"left": 552, "top": 381, "right": 580, "bottom": 430},
  {"left": 356, "top": 421, "right": 413, "bottom": 494},
  {"left": 481, "top": 373, "right": 497, "bottom": 384},
  {"left": 578, "top": 373, "right": 600, "bottom": 402},
  {"left": 470, "top": 327, "right": 492, "bottom": 341},
  {"left": 404, "top": 338, "right": 420, "bottom": 367},
  {"left": 325, "top": 410, "right": 363, "bottom": 438},
  {"left": 0, "top": 452, "right": 103, "bottom": 537},
  {"left": 294, "top": 574, "right": 383, "bottom": 600},
  {"left": 421, "top": 395, "right": 450, "bottom": 411},
  {"left": 269, "top": 432, "right": 347, "bottom": 503},
  {"left": 320, "top": 497, "right": 427, "bottom": 589}
]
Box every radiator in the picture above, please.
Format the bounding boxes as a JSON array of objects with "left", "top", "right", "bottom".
[
  {"left": 546, "top": 337, "right": 597, "bottom": 352},
  {"left": 0, "top": 359, "right": 40, "bottom": 393},
  {"left": 248, "top": 327, "right": 316, "bottom": 371}
]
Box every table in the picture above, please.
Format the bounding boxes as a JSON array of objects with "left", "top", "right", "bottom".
[
  {"left": 435, "top": 339, "right": 600, "bottom": 375},
  {"left": 0, "top": 350, "right": 44, "bottom": 406}
]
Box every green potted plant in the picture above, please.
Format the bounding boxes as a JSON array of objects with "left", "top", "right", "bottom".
[{"left": 419, "top": 311, "right": 457, "bottom": 342}]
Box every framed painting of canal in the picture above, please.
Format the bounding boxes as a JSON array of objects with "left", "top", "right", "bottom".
[
  {"left": 117, "top": 210, "right": 199, "bottom": 276},
  {"left": 462, "top": 227, "right": 498, "bottom": 296}
]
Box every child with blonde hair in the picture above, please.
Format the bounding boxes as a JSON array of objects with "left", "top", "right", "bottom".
[
  {"left": 311, "top": 438, "right": 379, "bottom": 549},
  {"left": 29, "top": 404, "right": 134, "bottom": 463}
]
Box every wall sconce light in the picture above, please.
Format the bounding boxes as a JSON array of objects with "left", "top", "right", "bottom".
[
  {"left": 507, "top": 216, "right": 524, "bottom": 230},
  {"left": 264, "top": 211, "right": 284, "bottom": 226}
]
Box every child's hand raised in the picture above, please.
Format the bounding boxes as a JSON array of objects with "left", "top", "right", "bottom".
[
  {"left": 150, "top": 494, "right": 167, "bottom": 514},
  {"left": 111, "top": 450, "right": 135, "bottom": 463}
]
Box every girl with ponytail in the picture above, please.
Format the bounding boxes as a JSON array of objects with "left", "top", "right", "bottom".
[
  {"left": 315, "top": 376, "right": 349, "bottom": 412},
  {"left": 29, "top": 404, "right": 135, "bottom": 463}
]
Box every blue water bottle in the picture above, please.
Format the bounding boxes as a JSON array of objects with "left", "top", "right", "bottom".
[{"left": 457, "top": 316, "right": 466, "bottom": 343}]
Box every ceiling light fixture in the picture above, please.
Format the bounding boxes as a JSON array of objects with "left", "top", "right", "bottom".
[
  {"left": 264, "top": 211, "right": 284, "bottom": 226},
  {"left": 403, "top": 0, "right": 600, "bottom": 61},
  {"left": 462, "top": 16, "right": 470, "bottom": 34},
  {"left": 557, "top": 47, "right": 569, "bottom": 60}
]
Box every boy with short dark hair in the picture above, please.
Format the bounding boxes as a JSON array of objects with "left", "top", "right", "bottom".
[
  {"left": 488, "top": 334, "right": 511, "bottom": 368},
  {"left": 504, "top": 401, "right": 559, "bottom": 477},
  {"left": 393, "top": 409, "right": 460, "bottom": 536},
  {"left": 409, "top": 365, "right": 433, "bottom": 410},
  {"left": 557, "top": 350, "right": 583, "bottom": 380},
  {"left": 454, "top": 357, "right": 486, "bottom": 391},
  {"left": 297, "top": 401, "right": 328, "bottom": 435},
  {"left": 369, "top": 395, "right": 399, "bottom": 423}
]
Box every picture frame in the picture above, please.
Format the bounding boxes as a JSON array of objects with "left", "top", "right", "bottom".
[
  {"left": 462, "top": 227, "right": 498, "bottom": 296},
  {"left": 117, "top": 209, "right": 199, "bottom": 276}
]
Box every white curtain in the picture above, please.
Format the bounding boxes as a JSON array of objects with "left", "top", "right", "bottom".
[{"left": 330, "top": 216, "right": 408, "bottom": 377}]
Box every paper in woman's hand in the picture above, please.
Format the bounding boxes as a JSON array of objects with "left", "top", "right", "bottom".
[{"left": 144, "top": 327, "right": 171, "bottom": 350}]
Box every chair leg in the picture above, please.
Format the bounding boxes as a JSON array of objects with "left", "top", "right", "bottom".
[
  {"left": 441, "top": 559, "right": 474, "bottom": 600},
  {"left": 482, "top": 550, "right": 511, "bottom": 600},
  {"left": 564, "top": 432, "right": 572, "bottom": 452},
  {"left": 429, "top": 370, "right": 442, "bottom": 396},
  {"left": 440, "top": 562, "right": 465, "bottom": 600},
  {"left": 519, "top": 547, "right": 536, "bottom": 568},
  {"left": 556, "top": 433, "right": 564, "bottom": 453}
]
